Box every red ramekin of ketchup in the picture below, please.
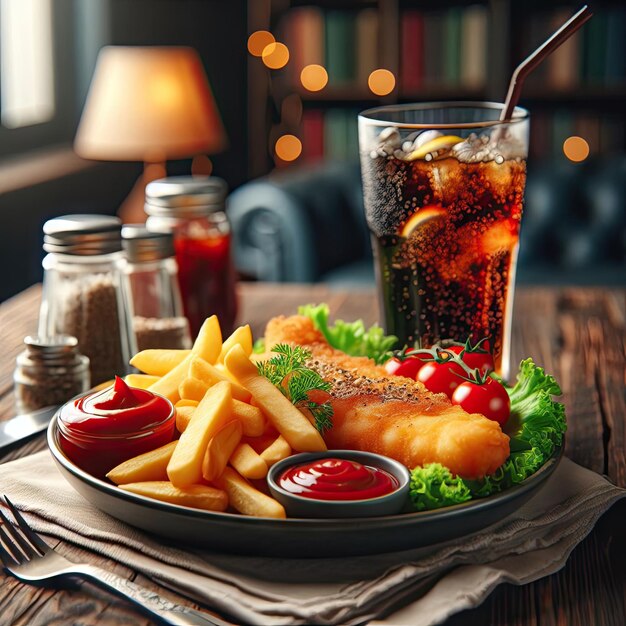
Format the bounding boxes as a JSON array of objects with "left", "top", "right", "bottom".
[
  {"left": 57, "top": 376, "right": 175, "bottom": 479},
  {"left": 267, "top": 451, "right": 410, "bottom": 518}
]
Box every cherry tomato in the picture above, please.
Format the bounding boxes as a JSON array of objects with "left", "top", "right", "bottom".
[
  {"left": 385, "top": 351, "right": 431, "bottom": 379},
  {"left": 448, "top": 341, "right": 494, "bottom": 375},
  {"left": 451, "top": 378, "right": 510, "bottom": 425},
  {"left": 417, "top": 358, "right": 465, "bottom": 397}
]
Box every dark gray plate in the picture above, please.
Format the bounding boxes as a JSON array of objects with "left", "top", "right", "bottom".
[{"left": 47, "top": 415, "right": 562, "bottom": 558}]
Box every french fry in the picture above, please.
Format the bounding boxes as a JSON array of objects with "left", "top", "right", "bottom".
[
  {"left": 175, "top": 405, "right": 196, "bottom": 433},
  {"left": 218, "top": 325, "right": 253, "bottom": 363},
  {"left": 229, "top": 443, "right": 268, "bottom": 479},
  {"left": 202, "top": 420, "right": 243, "bottom": 482},
  {"left": 243, "top": 433, "right": 280, "bottom": 454},
  {"left": 175, "top": 399, "right": 199, "bottom": 408},
  {"left": 167, "top": 381, "right": 232, "bottom": 487},
  {"left": 192, "top": 315, "right": 222, "bottom": 364},
  {"left": 224, "top": 345, "right": 326, "bottom": 452},
  {"left": 148, "top": 356, "right": 191, "bottom": 403},
  {"left": 129, "top": 350, "right": 190, "bottom": 376},
  {"left": 231, "top": 399, "right": 265, "bottom": 437},
  {"left": 106, "top": 441, "right": 177, "bottom": 485},
  {"left": 260, "top": 435, "right": 292, "bottom": 467},
  {"left": 215, "top": 467, "right": 285, "bottom": 518},
  {"left": 189, "top": 357, "right": 251, "bottom": 403},
  {"left": 119, "top": 482, "right": 228, "bottom": 512},
  {"left": 178, "top": 377, "right": 209, "bottom": 402},
  {"left": 124, "top": 374, "right": 161, "bottom": 389},
  {"left": 146, "top": 316, "right": 222, "bottom": 401}
]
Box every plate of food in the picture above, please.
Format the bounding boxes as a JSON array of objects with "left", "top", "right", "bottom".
[{"left": 47, "top": 305, "right": 566, "bottom": 558}]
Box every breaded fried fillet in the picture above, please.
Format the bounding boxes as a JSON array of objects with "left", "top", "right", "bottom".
[{"left": 264, "top": 315, "right": 510, "bottom": 479}]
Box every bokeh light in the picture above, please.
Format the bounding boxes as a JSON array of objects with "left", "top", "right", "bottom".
[
  {"left": 275, "top": 134, "right": 302, "bottom": 162},
  {"left": 300, "top": 64, "right": 328, "bottom": 92},
  {"left": 247, "top": 31, "right": 275, "bottom": 57},
  {"left": 191, "top": 154, "right": 213, "bottom": 176},
  {"left": 368, "top": 69, "right": 396, "bottom": 96},
  {"left": 262, "top": 42, "right": 289, "bottom": 70},
  {"left": 563, "top": 136, "right": 590, "bottom": 162}
]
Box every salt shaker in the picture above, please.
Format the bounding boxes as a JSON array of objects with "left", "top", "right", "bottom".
[
  {"left": 144, "top": 176, "right": 238, "bottom": 337},
  {"left": 14, "top": 335, "right": 90, "bottom": 413},
  {"left": 38, "top": 215, "right": 136, "bottom": 385},
  {"left": 120, "top": 225, "right": 192, "bottom": 351}
]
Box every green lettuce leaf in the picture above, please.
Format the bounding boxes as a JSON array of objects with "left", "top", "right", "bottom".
[
  {"left": 409, "top": 358, "right": 566, "bottom": 510},
  {"left": 298, "top": 303, "right": 397, "bottom": 364},
  {"left": 409, "top": 464, "right": 472, "bottom": 511}
]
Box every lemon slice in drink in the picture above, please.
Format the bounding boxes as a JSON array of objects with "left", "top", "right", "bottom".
[
  {"left": 400, "top": 206, "right": 446, "bottom": 238},
  {"left": 407, "top": 135, "right": 464, "bottom": 161}
]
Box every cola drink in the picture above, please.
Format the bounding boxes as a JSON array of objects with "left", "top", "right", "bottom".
[{"left": 359, "top": 104, "right": 530, "bottom": 378}]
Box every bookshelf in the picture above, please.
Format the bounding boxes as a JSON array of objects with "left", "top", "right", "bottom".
[{"left": 247, "top": 0, "right": 626, "bottom": 176}]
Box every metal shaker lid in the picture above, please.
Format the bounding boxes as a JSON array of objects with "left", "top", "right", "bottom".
[
  {"left": 144, "top": 176, "right": 227, "bottom": 218},
  {"left": 121, "top": 224, "right": 175, "bottom": 263},
  {"left": 43, "top": 214, "right": 122, "bottom": 255}
]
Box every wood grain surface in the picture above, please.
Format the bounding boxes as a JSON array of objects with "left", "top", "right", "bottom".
[{"left": 0, "top": 283, "right": 624, "bottom": 626}]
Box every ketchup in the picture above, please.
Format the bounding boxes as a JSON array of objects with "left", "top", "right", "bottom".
[
  {"left": 279, "top": 458, "right": 399, "bottom": 501},
  {"left": 58, "top": 377, "right": 175, "bottom": 478},
  {"left": 175, "top": 233, "right": 237, "bottom": 337}
]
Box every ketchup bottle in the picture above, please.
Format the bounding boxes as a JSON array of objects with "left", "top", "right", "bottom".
[{"left": 144, "top": 177, "right": 238, "bottom": 337}]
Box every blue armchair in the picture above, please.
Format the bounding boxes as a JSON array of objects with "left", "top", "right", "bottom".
[{"left": 228, "top": 157, "right": 625, "bottom": 286}]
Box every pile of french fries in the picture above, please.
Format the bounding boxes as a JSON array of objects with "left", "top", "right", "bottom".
[{"left": 106, "top": 316, "right": 327, "bottom": 519}]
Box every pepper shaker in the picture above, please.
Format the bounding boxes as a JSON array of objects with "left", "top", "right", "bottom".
[
  {"left": 14, "top": 335, "right": 90, "bottom": 413},
  {"left": 119, "top": 225, "right": 192, "bottom": 351},
  {"left": 38, "top": 215, "right": 136, "bottom": 385}
]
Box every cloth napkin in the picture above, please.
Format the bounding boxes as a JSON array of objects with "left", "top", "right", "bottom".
[{"left": 0, "top": 452, "right": 623, "bottom": 626}]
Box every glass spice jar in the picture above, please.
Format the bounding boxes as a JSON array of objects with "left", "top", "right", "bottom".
[
  {"left": 14, "top": 335, "right": 90, "bottom": 413},
  {"left": 38, "top": 215, "right": 137, "bottom": 385},
  {"left": 120, "top": 225, "right": 192, "bottom": 351},
  {"left": 144, "top": 176, "right": 238, "bottom": 337}
]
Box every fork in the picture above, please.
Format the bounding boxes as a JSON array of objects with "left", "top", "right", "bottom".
[{"left": 0, "top": 496, "right": 231, "bottom": 626}]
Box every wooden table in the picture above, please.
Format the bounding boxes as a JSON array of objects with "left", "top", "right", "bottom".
[{"left": 1, "top": 283, "right": 624, "bottom": 625}]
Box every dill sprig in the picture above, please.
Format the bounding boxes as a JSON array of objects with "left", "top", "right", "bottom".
[{"left": 256, "top": 344, "right": 333, "bottom": 434}]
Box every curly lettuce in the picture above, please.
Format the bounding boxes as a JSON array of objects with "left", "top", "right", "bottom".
[
  {"left": 298, "top": 303, "right": 397, "bottom": 364},
  {"left": 409, "top": 358, "right": 566, "bottom": 510}
]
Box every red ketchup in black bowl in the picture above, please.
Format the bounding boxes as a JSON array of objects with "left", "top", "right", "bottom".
[
  {"left": 279, "top": 458, "right": 399, "bottom": 501},
  {"left": 268, "top": 451, "right": 410, "bottom": 518},
  {"left": 57, "top": 376, "right": 175, "bottom": 479}
]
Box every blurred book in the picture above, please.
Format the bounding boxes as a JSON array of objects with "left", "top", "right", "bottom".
[
  {"left": 325, "top": 11, "right": 356, "bottom": 84},
  {"left": 546, "top": 9, "right": 580, "bottom": 90},
  {"left": 356, "top": 9, "right": 378, "bottom": 85},
  {"left": 301, "top": 110, "right": 324, "bottom": 162},
  {"left": 604, "top": 7, "right": 625, "bottom": 85},
  {"left": 444, "top": 8, "right": 462, "bottom": 86},
  {"left": 285, "top": 7, "right": 324, "bottom": 83},
  {"left": 582, "top": 10, "right": 606, "bottom": 85},
  {"left": 460, "top": 5, "right": 487, "bottom": 89},
  {"left": 422, "top": 11, "right": 444, "bottom": 86},
  {"left": 400, "top": 10, "right": 423, "bottom": 92}
]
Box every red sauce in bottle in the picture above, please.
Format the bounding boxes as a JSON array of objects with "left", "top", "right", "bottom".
[
  {"left": 57, "top": 377, "right": 175, "bottom": 478},
  {"left": 175, "top": 232, "right": 238, "bottom": 338},
  {"left": 279, "top": 458, "right": 399, "bottom": 501}
]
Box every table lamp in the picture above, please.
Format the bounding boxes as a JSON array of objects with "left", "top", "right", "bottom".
[{"left": 74, "top": 46, "right": 227, "bottom": 222}]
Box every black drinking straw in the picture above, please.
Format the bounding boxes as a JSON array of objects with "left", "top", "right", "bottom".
[{"left": 500, "top": 5, "right": 593, "bottom": 122}]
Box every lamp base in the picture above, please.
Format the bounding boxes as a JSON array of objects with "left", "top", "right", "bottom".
[{"left": 118, "top": 162, "right": 166, "bottom": 223}]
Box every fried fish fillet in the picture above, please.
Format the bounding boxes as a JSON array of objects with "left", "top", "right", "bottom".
[{"left": 264, "top": 315, "right": 510, "bottom": 479}]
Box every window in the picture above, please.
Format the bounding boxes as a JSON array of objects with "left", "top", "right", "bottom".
[
  {"left": 0, "top": 0, "right": 77, "bottom": 158},
  {"left": 1, "top": 0, "right": 55, "bottom": 128}
]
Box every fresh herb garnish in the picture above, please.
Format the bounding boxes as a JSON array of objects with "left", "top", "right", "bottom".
[{"left": 256, "top": 344, "right": 333, "bottom": 434}]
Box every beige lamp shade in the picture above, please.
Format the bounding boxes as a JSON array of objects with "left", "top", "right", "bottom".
[{"left": 75, "top": 46, "right": 227, "bottom": 162}]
